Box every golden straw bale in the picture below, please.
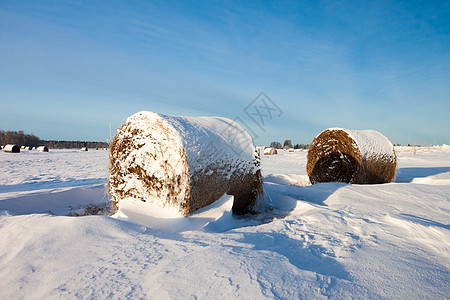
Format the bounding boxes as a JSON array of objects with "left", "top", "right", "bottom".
[
  {"left": 109, "top": 111, "right": 263, "bottom": 216},
  {"left": 307, "top": 128, "right": 397, "bottom": 184}
]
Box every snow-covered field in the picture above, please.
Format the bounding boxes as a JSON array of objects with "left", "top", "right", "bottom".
[{"left": 0, "top": 147, "right": 449, "bottom": 299}]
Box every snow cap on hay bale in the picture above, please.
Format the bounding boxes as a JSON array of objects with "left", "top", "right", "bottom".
[
  {"left": 37, "top": 146, "right": 49, "bottom": 152},
  {"left": 307, "top": 128, "right": 397, "bottom": 184},
  {"left": 4, "top": 144, "right": 20, "bottom": 153},
  {"left": 81, "top": 147, "right": 88, "bottom": 151},
  {"left": 264, "top": 147, "right": 277, "bottom": 155},
  {"left": 109, "top": 111, "right": 263, "bottom": 216}
]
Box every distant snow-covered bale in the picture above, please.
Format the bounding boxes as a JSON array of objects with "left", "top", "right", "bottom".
[
  {"left": 37, "top": 146, "right": 49, "bottom": 152},
  {"left": 255, "top": 146, "right": 265, "bottom": 157},
  {"left": 264, "top": 147, "right": 278, "bottom": 155},
  {"left": 307, "top": 128, "right": 397, "bottom": 184},
  {"left": 109, "top": 111, "right": 263, "bottom": 216},
  {"left": 81, "top": 147, "right": 88, "bottom": 151},
  {"left": 436, "top": 144, "right": 450, "bottom": 152},
  {"left": 4, "top": 144, "right": 20, "bottom": 153}
]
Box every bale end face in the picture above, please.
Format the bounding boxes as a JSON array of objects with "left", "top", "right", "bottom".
[
  {"left": 307, "top": 129, "right": 361, "bottom": 184},
  {"left": 230, "top": 169, "right": 263, "bottom": 214},
  {"left": 109, "top": 113, "right": 191, "bottom": 215}
]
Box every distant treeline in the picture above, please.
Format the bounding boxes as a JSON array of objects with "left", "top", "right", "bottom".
[
  {"left": 42, "top": 140, "right": 108, "bottom": 149},
  {"left": 0, "top": 130, "right": 108, "bottom": 149},
  {"left": 0, "top": 130, "right": 40, "bottom": 147},
  {"left": 269, "top": 140, "right": 310, "bottom": 149}
]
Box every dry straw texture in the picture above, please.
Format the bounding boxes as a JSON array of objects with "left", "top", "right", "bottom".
[
  {"left": 109, "top": 111, "right": 263, "bottom": 216},
  {"left": 307, "top": 128, "right": 397, "bottom": 184}
]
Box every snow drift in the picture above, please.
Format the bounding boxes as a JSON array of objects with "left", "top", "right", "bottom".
[
  {"left": 109, "top": 111, "right": 262, "bottom": 216},
  {"left": 307, "top": 128, "right": 397, "bottom": 184},
  {"left": 1, "top": 147, "right": 449, "bottom": 298}
]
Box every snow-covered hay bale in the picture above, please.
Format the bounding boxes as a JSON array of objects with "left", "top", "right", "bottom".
[
  {"left": 4, "top": 144, "right": 20, "bottom": 153},
  {"left": 307, "top": 128, "right": 397, "bottom": 184},
  {"left": 255, "top": 146, "right": 265, "bottom": 157},
  {"left": 109, "top": 111, "right": 263, "bottom": 216},
  {"left": 81, "top": 147, "right": 88, "bottom": 151},
  {"left": 37, "top": 146, "right": 49, "bottom": 152},
  {"left": 264, "top": 147, "right": 277, "bottom": 155},
  {"left": 25, "top": 146, "right": 32, "bottom": 150}
]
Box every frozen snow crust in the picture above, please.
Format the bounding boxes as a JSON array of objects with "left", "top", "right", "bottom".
[
  {"left": 0, "top": 147, "right": 449, "bottom": 298},
  {"left": 109, "top": 111, "right": 261, "bottom": 216}
]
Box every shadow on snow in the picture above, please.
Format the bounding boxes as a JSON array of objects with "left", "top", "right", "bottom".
[{"left": 395, "top": 167, "right": 450, "bottom": 183}]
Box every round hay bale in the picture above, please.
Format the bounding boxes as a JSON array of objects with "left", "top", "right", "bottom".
[
  {"left": 255, "top": 146, "right": 265, "bottom": 157},
  {"left": 263, "top": 147, "right": 278, "bottom": 155},
  {"left": 81, "top": 147, "right": 88, "bottom": 151},
  {"left": 109, "top": 111, "right": 263, "bottom": 216},
  {"left": 37, "top": 146, "right": 49, "bottom": 152},
  {"left": 307, "top": 128, "right": 397, "bottom": 184},
  {"left": 4, "top": 144, "right": 20, "bottom": 153}
]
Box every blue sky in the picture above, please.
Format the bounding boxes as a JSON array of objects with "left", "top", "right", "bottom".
[{"left": 0, "top": 1, "right": 449, "bottom": 145}]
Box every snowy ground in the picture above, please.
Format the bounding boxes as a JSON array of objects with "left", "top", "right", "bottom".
[{"left": 0, "top": 147, "right": 449, "bottom": 299}]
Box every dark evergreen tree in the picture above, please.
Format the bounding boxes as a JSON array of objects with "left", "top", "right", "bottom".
[
  {"left": 269, "top": 141, "right": 282, "bottom": 149},
  {"left": 283, "top": 139, "right": 293, "bottom": 148}
]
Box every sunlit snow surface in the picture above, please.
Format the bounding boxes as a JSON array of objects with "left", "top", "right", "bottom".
[{"left": 0, "top": 147, "right": 449, "bottom": 298}]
